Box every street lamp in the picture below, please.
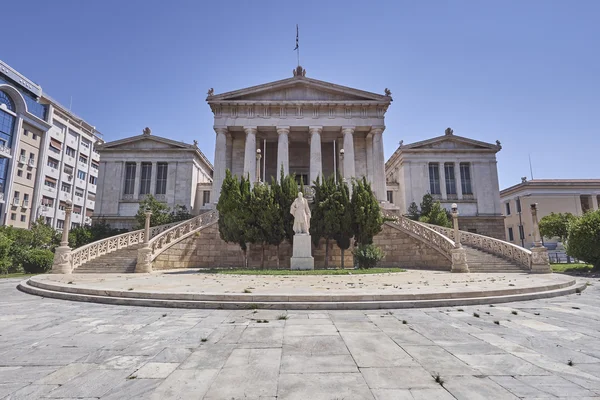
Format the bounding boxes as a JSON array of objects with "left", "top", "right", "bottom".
[
  {"left": 256, "top": 148, "right": 262, "bottom": 183},
  {"left": 451, "top": 203, "right": 461, "bottom": 248},
  {"left": 144, "top": 206, "right": 152, "bottom": 244}
]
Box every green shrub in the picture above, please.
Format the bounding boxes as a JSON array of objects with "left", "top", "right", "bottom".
[
  {"left": 353, "top": 244, "right": 385, "bottom": 269},
  {"left": 21, "top": 249, "right": 54, "bottom": 274},
  {"left": 567, "top": 210, "right": 600, "bottom": 270}
]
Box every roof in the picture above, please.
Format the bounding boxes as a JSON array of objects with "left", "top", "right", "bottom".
[{"left": 500, "top": 179, "right": 600, "bottom": 196}]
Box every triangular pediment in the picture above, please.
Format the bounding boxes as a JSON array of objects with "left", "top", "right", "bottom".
[
  {"left": 98, "top": 135, "right": 194, "bottom": 151},
  {"left": 402, "top": 135, "right": 501, "bottom": 152},
  {"left": 208, "top": 76, "right": 391, "bottom": 103}
]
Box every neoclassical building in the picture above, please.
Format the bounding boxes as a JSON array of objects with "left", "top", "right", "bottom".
[
  {"left": 93, "top": 129, "right": 213, "bottom": 229},
  {"left": 208, "top": 66, "right": 392, "bottom": 203},
  {"left": 385, "top": 128, "right": 505, "bottom": 239}
]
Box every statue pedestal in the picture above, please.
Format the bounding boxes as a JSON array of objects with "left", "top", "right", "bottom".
[{"left": 290, "top": 234, "right": 314, "bottom": 270}]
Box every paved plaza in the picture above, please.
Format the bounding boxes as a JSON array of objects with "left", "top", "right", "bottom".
[{"left": 2, "top": 276, "right": 600, "bottom": 399}]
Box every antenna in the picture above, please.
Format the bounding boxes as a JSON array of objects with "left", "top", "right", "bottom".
[
  {"left": 528, "top": 154, "right": 534, "bottom": 180},
  {"left": 69, "top": 96, "right": 73, "bottom": 111}
]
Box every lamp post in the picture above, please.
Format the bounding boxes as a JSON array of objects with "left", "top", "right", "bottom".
[
  {"left": 144, "top": 207, "right": 152, "bottom": 244},
  {"left": 52, "top": 200, "right": 73, "bottom": 274},
  {"left": 450, "top": 203, "right": 469, "bottom": 273},
  {"left": 256, "top": 148, "right": 262, "bottom": 184},
  {"left": 136, "top": 207, "right": 154, "bottom": 273},
  {"left": 529, "top": 203, "right": 551, "bottom": 273}
]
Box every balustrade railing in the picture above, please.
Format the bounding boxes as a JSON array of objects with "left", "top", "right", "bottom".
[
  {"left": 148, "top": 210, "right": 219, "bottom": 261},
  {"left": 70, "top": 220, "right": 181, "bottom": 270},
  {"left": 425, "top": 223, "right": 531, "bottom": 269},
  {"left": 382, "top": 211, "right": 455, "bottom": 260}
]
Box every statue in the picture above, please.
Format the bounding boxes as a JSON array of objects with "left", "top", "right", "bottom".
[
  {"left": 496, "top": 140, "right": 502, "bottom": 149},
  {"left": 142, "top": 127, "right": 151, "bottom": 136},
  {"left": 193, "top": 140, "right": 198, "bottom": 147},
  {"left": 290, "top": 192, "right": 311, "bottom": 234},
  {"left": 445, "top": 127, "right": 453, "bottom": 136},
  {"left": 207, "top": 88, "right": 214, "bottom": 96},
  {"left": 384, "top": 88, "right": 392, "bottom": 97}
]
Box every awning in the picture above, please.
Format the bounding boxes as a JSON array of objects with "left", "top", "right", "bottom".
[
  {"left": 45, "top": 176, "right": 57, "bottom": 184},
  {"left": 50, "top": 138, "right": 62, "bottom": 150}
]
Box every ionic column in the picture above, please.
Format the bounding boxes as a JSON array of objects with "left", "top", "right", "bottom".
[
  {"left": 455, "top": 162, "right": 463, "bottom": 199},
  {"left": 309, "top": 126, "right": 323, "bottom": 184},
  {"left": 366, "top": 132, "right": 374, "bottom": 185},
  {"left": 439, "top": 162, "right": 447, "bottom": 199},
  {"left": 212, "top": 126, "right": 228, "bottom": 203},
  {"left": 149, "top": 162, "right": 157, "bottom": 195},
  {"left": 371, "top": 126, "right": 386, "bottom": 201},
  {"left": 342, "top": 126, "right": 355, "bottom": 180},
  {"left": 243, "top": 126, "right": 257, "bottom": 183},
  {"left": 133, "top": 162, "right": 142, "bottom": 198},
  {"left": 276, "top": 126, "right": 290, "bottom": 178}
]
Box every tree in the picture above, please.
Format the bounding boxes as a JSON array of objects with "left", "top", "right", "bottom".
[
  {"left": 217, "top": 170, "right": 251, "bottom": 267},
  {"left": 168, "top": 205, "right": 193, "bottom": 224},
  {"left": 247, "top": 182, "right": 279, "bottom": 268},
  {"left": 420, "top": 193, "right": 435, "bottom": 218},
  {"left": 351, "top": 177, "right": 383, "bottom": 246},
  {"left": 0, "top": 233, "right": 14, "bottom": 274},
  {"left": 268, "top": 175, "right": 288, "bottom": 268},
  {"left": 333, "top": 178, "right": 353, "bottom": 269},
  {"left": 567, "top": 210, "right": 600, "bottom": 270},
  {"left": 407, "top": 202, "right": 420, "bottom": 221},
  {"left": 135, "top": 195, "right": 171, "bottom": 228},
  {"left": 419, "top": 202, "right": 451, "bottom": 228},
  {"left": 539, "top": 212, "right": 575, "bottom": 243},
  {"left": 310, "top": 176, "right": 338, "bottom": 268}
]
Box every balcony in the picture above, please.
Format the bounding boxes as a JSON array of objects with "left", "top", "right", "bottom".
[
  {"left": 64, "top": 155, "right": 75, "bottom": 166},
  {"left": 28, "top": 158, "right": 35, "bottom": 168},
  {"left": 79, "top": 144, "right": 90, "bottom": 156},
  {"left": 88, "top": 183, "right": 97, "bottom": 193},
  {"left": 92, "top": 151, "right": 100, "bottom": 161},
  {"left": 73, "top": 195, "right": 85, "bottom": 205},
  {"left": 43, "top": 185, "right": 56, "bottom": 196},
  {"left": 76, "top": 178, "right": 86, "bottom": 188},
  {"left": 0, "top": 144, "right": 11, "bottom": 158},
  {"left": 78, "top": 161, "right": 89, "bottom": 172},
  {"left": 59, "top": 191, "right": 71, "bottom": 202},
  {"left": 46, "top": 167, "right": 60, "bottom": 179},
  {"left": 12, "top": 197, "right": 20, "bottom": 206},
  {"left": 18, "top": 155, "right": 26, "bottom": 164},
  {"left": 22, "top": 199, "right": 29, "bottom": 208}
]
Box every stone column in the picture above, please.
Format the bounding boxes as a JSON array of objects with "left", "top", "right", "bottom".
[
  {"left": 365, "top": 132, "right": 373, "bottom": 185},
  {"left": 530, "top": 203, "right": 551, "bottom": 273},
  {"left": 439, "top": 162, "right": 447, "bottom": 199},
  {"left": 276, "top": 126, "right": 290, "bottom": 178},
  {"left": 133, "top": 162, "right": 141, "bottom": 199},
  {"left": 211, "top": 127, "right": 228, "bottom": 203},
  {"left": 592, "top": 195, "right": 599, "bottom": 211},
  {"left": 243, "top": 126, "right": 257, "bottom": 184},
  {"left": 52, "top": 200, "right": 73, "bottom": 274},
  {"left": 149, "top": 162, "right": 157, "bottom": 195},
  {"left": 136, "top": 209, "right": 153, "bottom": 273},
  {"left": 309, "top": 126, "right": 323, "bottom": 184},
  {"left": 455, "top": 162, "right": 463, "bottom": 199},
  {"left": 342, "top": 126, "right": 355, "bottom": 180},
  {"left": 371, "top": 126, "right": 386, "bottom": 202},
  {"left": 450, "top": 203, "right": 469, "bottom": 272}
]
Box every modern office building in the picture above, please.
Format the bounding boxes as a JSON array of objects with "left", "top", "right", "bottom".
[{"left": 0, "top": 59, "right": 102, "bottom": 230}]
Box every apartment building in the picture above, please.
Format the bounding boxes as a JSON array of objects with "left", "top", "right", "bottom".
[{"left": 0, "top": 59, "right": 101, "bottom": 230}]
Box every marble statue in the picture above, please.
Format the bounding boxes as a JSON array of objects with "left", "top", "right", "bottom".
[{"left": 290, "top": 192, "right": 311, "bottom": 234}]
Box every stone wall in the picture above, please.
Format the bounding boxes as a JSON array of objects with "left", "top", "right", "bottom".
[
  {"left": 153, "top": 221, "right": 451, "bottom": 271},
  {"left": 458, "top": 216, "right": 506, "bottom": 240}
]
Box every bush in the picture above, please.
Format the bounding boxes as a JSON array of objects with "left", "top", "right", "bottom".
[
  {"left": 567, "top": 210, "right": 600, "bottom": 270},
  {"left": 21, "top": 249, "right": 54, "bottom": 274},
  {"left": 353, "top": 244, "right": 385, "bottom": 269}
]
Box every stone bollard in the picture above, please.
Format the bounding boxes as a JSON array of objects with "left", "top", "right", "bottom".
[
  {"left": 529, "top": 203, "right": 552, "bottom": 273},
  {"left": 136, "top": 209, "right": 153, "bottom": 273},
  {"left": 52, "top": 200, "right": 73, "bottom": 274},
  {"left": 450, "top": 203, "right": 469, "bottom": 273}
]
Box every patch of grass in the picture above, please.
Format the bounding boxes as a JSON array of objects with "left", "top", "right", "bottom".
[
  {"left": 201, "top": 337, "right": 208, "bottom": 342},
  {"left": 572, "top": 306, "right": 580, "bottom": 310},
  {"left": 568, "top": 359, "right": 574, "bottom": 366},
  {"left": 67, "top": 281, "right": 73, "bottom": 284},
  {"left": 243, "top": 288, "right": 252, "bottom": 293},
  {"left": 197, "top": 268, "right": 406, "bottom": 276},
  {"left": 473, "top": 313, "right": 480, "bottom": 318},
  {"left": 457, "top": 309, "right": 464, "bottom": 312},
  {"left": 511, "top": 311, "right": 518, "bottom": 315},
  {"left": 247, "top": 304, "right": 259, "bottom": 310},
  {"left": 256, "top": 319, "right": 269, "bottom": 323},
  {"left": 402, "top": 320, "right": 408, "bottom": 324},
  {"left": 277, "top": 314, "right": 289, "bottom": 320},
  {"left": 433, "top": 372, "right": 445, "bottom": 386},
  {"left": 162, "top": 313, "right": 167, "bottom": 317},
  {"left": 494, "top": 320, "right": 500, "bottom": 325},
  {"left": 551, "top": 263, "right": 595, "bottom": 274},
  {"left": 127, "top": 375, "right": 137, "bottom": 380},
  {"left": 128, "top": 288, "right": 134, "bottom": 291},
  {"left": 0, "top": 273, "right": 37, "bottom": 280}
]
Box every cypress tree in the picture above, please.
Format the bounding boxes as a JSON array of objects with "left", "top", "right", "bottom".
[
  {"left": 217, "top": 170, "right": 249, "bottom": 266},
  {"left": 333, "top": 178, "right": 353, "bottom": 269},
  {"left": 351, "top": 177, "right": 383, "bottom": 246}
]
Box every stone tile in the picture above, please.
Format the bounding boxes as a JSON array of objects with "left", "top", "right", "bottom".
[
  {"left": 101, "top": 378, "right": 162, "bottom": 400},
  {"left": 0, "top": 383, "right": 28, "bottom": 399},
  {"left": 281, "top": 354, "right": 357, "bottom": 373},
  {"left": 100, "top": 355, "right": 149, "bottom": 370},
  {"left": 277, "top": 373, "right": 375, "bottom": 400},
  {"left": 238, "top": 326, "right": 284, "bottom": 347},
  {"left": 149, "top": 369, "right": 219, "bottom": 399},
  {"left": 150, "top": 347, "right": 193, "bottom": 363},
  {"left": 401, "top": 345, "right": 478, "bottom": 375},
  {"left": 3, "top": 384, "right": 59, "bottom": 399},
  {"left": 340, "top": 331, "right": 414, "bottom": 367},
  {"left": 517, "top": 375, "right": 597, "bottom": 397},
  {"left": 43, "top": 369, "right": 130, "bottom": 398},
  {"left": 443, "top": 376, "right": 520, "bottom": 400},
  {"left": 360, "top": 366, "right": 439, "bottom": 389},
  {"left": 284, "top": 324, "right": 339, "bottom": 336},
  {"left": 334, "top": 320, "right": 381, "bottom": 332},
  {"left": 489, "top": 376, "right": 555, "bottom": 398},
  {"left": 410, "top": 388, "right": 457, "bottom": 400},
  {"left": 0, "top": 366, "right": 58, "bottom": 383},
  {"left": 454, "top": 354, "right": 550, "bottom": 376},
  {"left": 371, "top": 389, "right": 413, "bottom": 400},
  {"left": 35, "top": 363, "right": 96, "bottom": 385},
  {"left": 133, "top": 362, "right": 179, "bottom": 379},
  {"left": 283, "top": 335, "right": 350, "bottom": 356},
  {"left": 179, "top": 344, "right": 236, "bottom": 369}
]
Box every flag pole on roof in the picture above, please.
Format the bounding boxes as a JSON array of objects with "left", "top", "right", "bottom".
[{"left": 294, "top": 24, "right": 299, "bottom": 67}]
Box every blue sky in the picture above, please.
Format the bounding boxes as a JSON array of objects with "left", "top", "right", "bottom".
[{"left": 2, "top": 0, "right": 598, "bottom": 189}]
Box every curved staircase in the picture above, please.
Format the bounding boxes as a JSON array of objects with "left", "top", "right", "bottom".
[
  {"left": 464, "top": 246, "right": 529, "bottom": 273},
  {"left": 74, "top": 245, "right": 141, "bottom": 274}
]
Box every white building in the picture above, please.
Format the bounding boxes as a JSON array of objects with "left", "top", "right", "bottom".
[
  {"left": 385, "top": 128, "right": 505, "bottom": 239},
  {"left": 93, "top": 128, "right": 213, "bottom": 229},
  {"left": 0, "top": 59, "right": 101, "bottom": 230}
]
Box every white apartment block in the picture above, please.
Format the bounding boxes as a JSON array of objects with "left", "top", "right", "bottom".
[{"left": 0, "top": 59, "right": 101, "bottom": 230}]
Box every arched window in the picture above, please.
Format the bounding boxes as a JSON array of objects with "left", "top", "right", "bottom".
[{"left": 0, "top": 91, "right": 15, "bottom": 112}]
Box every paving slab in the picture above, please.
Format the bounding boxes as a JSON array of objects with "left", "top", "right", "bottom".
[{"left": 278, "top": 372, "right": 375, "bottom": 400}]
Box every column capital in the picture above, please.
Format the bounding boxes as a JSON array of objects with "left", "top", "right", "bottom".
[
  {"left": 276, "top": 126, "right": 290, "bottom": 135},
  {"left": 243, "top": 126, "right": 258, "bottom": 135},
  {"left": 341, "top": 126, "right": 355, "bottom": 135},
  {"left": 213, "top": 126, "right": 229, "bottom": 136},
  {"left": 370, "top": 126, "right": 385, "bottom": 135},
  {"left": 308, "top": 126, "right": 323, "bottom": 135}
]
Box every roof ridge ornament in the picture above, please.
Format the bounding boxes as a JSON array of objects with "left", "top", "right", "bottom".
[
  {"left": 384, "top": 88, "right": 392, "bottom": 97},
  {"left": 293, "top": 66, "right": 306, "bottom": 77},
  {"left": 142, "top": 127, "right": 151, "bottom": 136},
  {"left": 445, "top": 127, "right": 454, "bottom": 136},
  {"left": 207, "top": 88, "right": 214, "bottom": 96}
]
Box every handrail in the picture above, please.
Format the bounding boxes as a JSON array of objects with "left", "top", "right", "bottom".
[
  {"left": 70, "top": 220, "right": 181, "bottom": 270},
  {"left": 148, "top": 210, "right": 219, "bottom": 261},
  {"left": 382, "top": 211, "right": 455, "bottom": 261},
  {"left": 424, "top": 223, "right": 532, "bottom": 269}
]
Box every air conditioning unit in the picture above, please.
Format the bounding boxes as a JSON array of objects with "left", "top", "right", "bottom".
[
  {"left": 12, "top": 197, "right": 20, "bottom": 206},
  {"left": 68, "top": 175, "right": 72, "bottom": 181},
  {"left": 22, "top": 199, "right": 29, "bottom": 208},
  {"left": 19, "top": 155, "right": 26, "bottom": 164},
  {"left": 28, "top": 158, "right": 35, "bottom": 167}
]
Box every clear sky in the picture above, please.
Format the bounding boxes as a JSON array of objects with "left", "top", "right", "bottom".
[{"left": 2, "top": 0, "right": 598, "bottom": 189}]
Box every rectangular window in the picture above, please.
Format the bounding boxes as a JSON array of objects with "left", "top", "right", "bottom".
[
  {"left": 124, "top": 162, "right": 136, "bottom": 195},
  {"left": 203, "top": 190, "right": 211, "bottom": 206},
  {"left": 518, "top": 225, "right": 525, "bottom": 241},
  {"left": 53, "top": 120, "right": 66, "bottom": 132},
  {"left": 428, "top": 163, "right": 441, "bottom": 195},
  {"left": 79, "top": 154, "right": 88, "bottom": 164},
  {"left": 75, "top": 187, "right": 84, "bottom": 197},
  {"left": 516, "top": 198, "right": 522, "bottom": 213},
  {"left": 63, "top": 165, "right": 74, "bottom": 175},
  {"left": 81, "top": 139, "right": 90, "bottom": 148},
  {"left": 460, "top": 163, "right": 473, "bottom": 195},
  {"left": 87, "top": 192, "right": 96, "bottom": 201},
  {"left": 505, "top": 202, "right": 511, "bottom": 216},
  {"left": 61, "top": 182, "right": 71, "bottom": 193},
  {"left": 47, "top": 157, "right": 59, "bottom": 169},
  {"left": 42, "top": 196, "right": 54, "bottom": 207},
  {"left": 91, "top": 162, "right": 99, "bottom": 170},
  {"left": 444, "top": 163, "right": 456, "bottom": 195},
  {"left": 77, "top": 170, "right": 86, "bottom": 180},
  {"left": 23, "top": 193, "right": 29, "bottom": 202},
  {"left": 56, "top": 219, "right": 64, "bottom": 229},
  {"left": 89, "top": 175, "right": 97, "bottom": 185},
  {"left": 23, "top": 130, "right": 28, "bottom": 137},
  {"left": 44, "top": 177, "right": 57, "bottom": 188},
  {"left": 68, "top": 129, "right": 78, "bottom": 143},
  {"left": 10, "top": 213, "right": 16, "bottom": 221},
  {"left": 17, "top": 170, "right": 22, "bottom": 177},
  {"left": 155, "top": 162, "right": 168, "bottom": 195},
  {"left": 13, "top": 191, "right": 19, "bottom": 200},
  {"left": 73, "top": 205, "right": 82, "bottom": 215},
  {"left": 20, "top": 215, "right": 26, "bottom": 222},
  {"left": 26, "top": 172, "right": 31, "bottom": 180},
  {"left": 508, "top": 227, "right": 514, "bottom": 241},
  {"left": 139, "top": 162, "right": 152, "bottom": 195},
  {"left": 66, "top": 146, "right": 76, "bottom": 157},
  {"left": 45, "top": 217, "right": 52, "bottom": 225},
  {"left": 59, "top": 201, "right": 66, "bottom": 211},
  {"left": 386, "top": 190, "right": 393, "bottom": 203},
  {"left": 85, "top": 208, "right": 93, "bottom": 217}
]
